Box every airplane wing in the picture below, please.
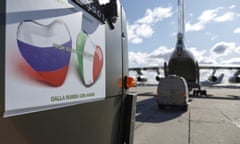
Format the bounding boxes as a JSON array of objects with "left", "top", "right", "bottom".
[
  {"left": 199, "top": 64, "right": 240, "bottom": 83},
  {"left": 128, "top": 64, "right": 240, "bottom": 83},
  {"left": 128, "top": 66, "right": 163, "bottom": 71},
  {"left": 199, "top": 64, "right": 240, "bottom": 70},
  {"left": 128, "top": 64, "right": 240, "bottom": 71},
  {"left": 128, "top": 66, "right": 164, "bottom": 82}
]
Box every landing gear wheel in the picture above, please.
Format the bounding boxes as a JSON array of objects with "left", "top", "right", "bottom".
[
  {"left": 193, "top": 90, "right": 198, "bottom": 96},
  {"left": 193, "top": 89, "right": 207, "bottom": 96},
  {"left": 200, "top": 90, "right": 207, "bottom": 96}
]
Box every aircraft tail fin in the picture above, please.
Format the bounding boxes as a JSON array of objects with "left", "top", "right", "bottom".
[{"left": 178, "top": 0, "right": 185, "bottom": 38}]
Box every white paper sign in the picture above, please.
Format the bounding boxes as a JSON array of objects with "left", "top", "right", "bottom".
[{"left": 4, "top": 0, "right": 106, "bottom": 117}]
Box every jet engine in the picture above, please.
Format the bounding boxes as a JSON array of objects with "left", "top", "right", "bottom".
[
  {"left": 155, "top": 75, "right": 161, "bottom": 81},
  {"left": 155, "top": 69, "right": 161, "bottom": 81},
  {"left": 228, "top": 71, "right": 240, "bottom": 83},
  {"left": 208, "top": 75, "right": 217, "bottom": 82},
  {"left": 137, "top": 75, "right": 147, "bottom": 82},
  {"left": 229, "top": 76, "right": 240, "bottom": 83},
  {"left": 208, "top": 69, "right": 217, "bottom": 82}
]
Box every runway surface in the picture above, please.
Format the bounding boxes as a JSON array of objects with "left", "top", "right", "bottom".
[{"left": 130, "top": 86, "right": 240, "bottom": 144}]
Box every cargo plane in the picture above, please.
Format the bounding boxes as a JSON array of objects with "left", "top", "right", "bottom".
[{"left": 128, "top": 0, "right": 240, "bottom": 95}]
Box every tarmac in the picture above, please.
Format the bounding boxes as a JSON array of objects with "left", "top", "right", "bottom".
[{"left": 131, "top": 86, "right": 240, "bottom": 144}]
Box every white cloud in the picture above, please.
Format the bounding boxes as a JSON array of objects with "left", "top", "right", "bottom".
[
  {"left": 128, "top": 46, "right": 173, "bottom": 67},
  {"left": 229, "top": 5, "right": 236, "bottom": 9},
  {"left": 149, "top": 46, "right": 173, "bottom": 60},
  {"left": 235, "top": 46, "right": 240, "bottom": 53},
  {"left": 130, "top": 37, "right": 143, "bottom": 44},
  {"left": 127, "top": 6, "right": 173, "bottom": 44},
  {"left": 186, "top": 9, "right": 219, "bottom": 32},
  {"left": 233, "top": 27, "right": 240, "bottom": 34},
  {"left": 223, "top": 58, "right": 240, "bottom": 65},
  {"left": 135, "top": 24, "right": 154, "bottom": 38},
  {"left": 200, "top": 57, "right": 217, "bottom": 65},
  {"left": 214, "top": 12, "right": 236, "bottom": 22},
  {"left": 198, "top": 9, "right": 219, "bottom": 23},
  {"left": 211, "top": 36, "right": 218, "bottom": 41},
  {"left": 188, "top": 47, "right": 206, "bottom": 62},
  {"left": 186, "top": 22, "right": 204, "bottom": 32},
  {"left": 128, "top": 23, "right": 153, "bottom": 44},
  {"left": 187, "top": 47, "right": 218, "bottom": 65},
  {"left": 129, "top": 51, "right": 148, "bottom": 66},
  {"left": 186, "top": 8, "right": 237, "bottom": 32},
  {"left": 137, "top": 7, "right": 173, "bottom": 24},
  {"left": 210, "top": 41, "right": 236, "bottom": 57}
]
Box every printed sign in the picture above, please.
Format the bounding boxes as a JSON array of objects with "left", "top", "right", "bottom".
[
  {"left": 71, "top": 0, "right": 105, "bottom": 23},
  {"left": 5, "top": 0, "right": 106, "bottom": 117}
]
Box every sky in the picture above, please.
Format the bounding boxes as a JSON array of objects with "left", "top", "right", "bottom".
[{"left": 120, "top": 0, "right": 240, "bottom": 83}]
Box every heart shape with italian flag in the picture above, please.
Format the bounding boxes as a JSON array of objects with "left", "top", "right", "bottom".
[{"left": 76, "top": 31, "right": 104, "bottom": 86}]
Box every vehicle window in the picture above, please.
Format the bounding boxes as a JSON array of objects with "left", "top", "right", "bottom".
[{"left": 158, "top": 78, "right": 185, "bottom": 91}]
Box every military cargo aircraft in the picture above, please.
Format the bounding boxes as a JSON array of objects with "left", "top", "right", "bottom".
[{"left": 129, "top": 0, "right": 240, "bottom": 96}]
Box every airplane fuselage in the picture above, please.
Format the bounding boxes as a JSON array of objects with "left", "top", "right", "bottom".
[{"left": 165, "top": 34, "right": 200, "bottom": 91}]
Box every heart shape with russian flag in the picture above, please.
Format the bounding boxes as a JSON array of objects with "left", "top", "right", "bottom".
[
  {"left": 76, "top": 31, "right": 104, "bottom": 86},
  {"left": 17, "top": 20, "right": 72, "bottom": 86}
]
